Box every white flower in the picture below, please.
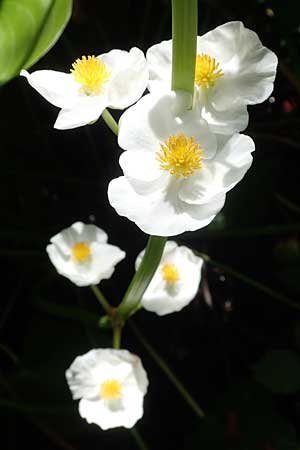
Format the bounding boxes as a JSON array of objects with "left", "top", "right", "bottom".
[
  {"left": 66, "top": 348, "right": 148, "bottom": 430},
  {"left": 146, "top": 21, "right": 278, "bottom": 134},
  {"left": 136, "top": 241, "right": 203, "bottom": 315},
  {"left": 46, "top": 221, "right": 125, "bottom": 286},
  {"left": 108, "top": 90, "right": 255, "bottom": 236},
  {"left": 21, "top": 48, "right": 148, "bottom": 129}
]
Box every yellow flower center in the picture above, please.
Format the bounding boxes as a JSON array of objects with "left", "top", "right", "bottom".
[
  {"left": 70, "top": 55, "right": 110, "bottom": 95},
  {"left": 195, "top": 53, "right": 223, "bottom": 88},
  {"left": 156, "top": 133, "right": 203, "bottom": 179},
  {"left": 100, "top": 379, "right": 122, "bottom": 400},
  {"left": 161, "top": 263, "right": 180, "bottom": 284},
  {"left": 71, "top": 242, "right": 91, "bottom": 263}
]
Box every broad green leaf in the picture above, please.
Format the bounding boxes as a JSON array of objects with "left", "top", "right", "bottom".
[
  {"left": 0, "top": 0, "right": 72, "bottom": 85},
  {"left": 254, "top": 350, "right": 300, "bottom": 394}
]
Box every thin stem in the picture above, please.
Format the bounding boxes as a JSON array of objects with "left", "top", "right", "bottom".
[
  {"left": 90, "top": 285, "right": 112, "bottom": 315},
  {"left": 198, "top": 252, "right": 300, "bottom": 311},
  {"left": 117, "top": 236, "right": 166, "bottom": 319},
  {"left": 171, "top": 0, "right": 197, "bottom": 96},
  {"left": 101, "top": 108, "right": 119, "bottom": 135},
  {"left": 130, "top": 427, "right": 150, "bottom": 450},
  {"left": 129, "top": 320, "right": 205, "bottom": 419}
]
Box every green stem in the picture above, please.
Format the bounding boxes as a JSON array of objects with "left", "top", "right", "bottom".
[
  {"left": 198, "top": 252, "right": 300, "bottom": 311},
  {"left": 116, "top": 236, "right": 166, "bottom": 319},
  {"left": 90, "top": 285, "right": 112, "bottom": 315},
  {"left": 101, "top": 108, "right": 119, "bottom": 135},
  {"left": 130, "top": 427, "right": 150, "bottom": 450},
  {"left": 129, "top": 320, "right": 205, "bottom": 419},
  {"left": 112, "top": 323, "right": 122, "bottom": 349},
  {"left": 171, "top": 0, "right": 198, "bottom": 96}
]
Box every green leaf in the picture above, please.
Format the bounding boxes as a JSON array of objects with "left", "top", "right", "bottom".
[
  {"left": 0, "top": 0, "right": 72, "bottom": 85},
  {"left": 254, "top": 350, "right": 300, "bottom": 394}
]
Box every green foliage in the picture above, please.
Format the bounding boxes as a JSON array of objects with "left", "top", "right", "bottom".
[
  {"left": 254, "top": 350, "right": 300, "bottom": 394},
  {"left": 0, "top": 0, "right": 72, "bottom": 85}
]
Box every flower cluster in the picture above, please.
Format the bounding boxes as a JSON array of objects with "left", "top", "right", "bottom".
[{"left": 23, "top": 20, "right": 277, "bottom": 431}]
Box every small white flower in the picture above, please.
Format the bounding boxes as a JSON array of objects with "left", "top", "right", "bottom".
[
  {"left": 46, "top": 222, "right": 125, "bottom": 286},
  {"left": 147, "top": 21, "right": 278, "bottom": 134},
  {"left": 66, "top": 348, "right": 148, "bottom": 430},
  {"left": 21, "top": 48, "right": 148, "bottom": 129},
  {"left": 108, "top": 90, "right": 255, "bottom": 236},
  {"left": 136, "top": 241, "right": 203, "bottom": 315}
]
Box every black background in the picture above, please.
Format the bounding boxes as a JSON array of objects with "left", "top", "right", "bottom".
[{"left": 1, "top": 0, "right": 300, "bottom": 449}]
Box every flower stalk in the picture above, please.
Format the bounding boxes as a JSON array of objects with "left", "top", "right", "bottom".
[
  {"left": 112, "top": 321, "right": 122, "bottom": 349},
  {"left": 129, "top": 319, "right": 205, "bottom": 419},
  {"left": 116, "top": 236, "right": 166, "bottom": 319},
  {"left": 171, "top": 0, "right": 198, "bottom": 97},
  {"left": 90, "top": 285, "right": 112, "bottom": 314},
  {"left": 101, "top": 109, "right": 119, "bottom": 135}
]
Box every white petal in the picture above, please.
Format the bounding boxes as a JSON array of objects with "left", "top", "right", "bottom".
[
  {"left": 54, "top": 96, "right": 107, "bottom": 129},
  {"left": 20, "top": 69, "right": 79, "bottom": 109},
  {"left": 199, "top": 92, "right": 249, "bottom": 134},
  {"left": 179, "top": 134, "right": 255, "bottom": 204},
  {"left": 119, "top": 151, "right": 168, "bottom": 195},
  {"left": 49, "top": 222, "right": 107, "bottom": 254},
  {"left": 146, "top": 39, "right": 172, "bottom": 93},
  {"left": 100, "top": 48, "right": 148, "bottom": 109},
  {"left": 46, "top": 222, "right": 125, "bottom": 286},
  {"left": 136, "top": 240, "right": 178, "bottom": 270},
  {"left": 66, "top": 348, "right": 148, "bottom": 430},
  {"left": 119, "top": 91, "right": 217, "bottom": 159},
  {"left": 46, "top": 244, "right": 92, "bottom": 287},
  {"left": 79, "top": 397, "right": 143, "bottom": 429},
  {"left": 198, "top": 22, "right": 278, "bottom": 110},
  {"left": 81, "top": 223, "right": 108, "bottom": 244},
  {"left": 108, "top": 176, "right": 226, "bottom": 236},
  {"left": 88, "top": 244, "right": 126, "bottom": 284},
  {"left": 141, "top": 245, "right": 204, "bottom": 315}
]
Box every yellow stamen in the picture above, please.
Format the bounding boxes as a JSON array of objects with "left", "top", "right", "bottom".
[
  {"left": 71, "top": 242, "right": 91, "bottom": 263},
  {"left": 100, "top": 379, "right": 122, "bottom": 400},
  {"left": 161, "top": 263, "right": 180, "bottom": 284},
  {"left": 156, "top": 133, "right": 203, "bottom": 179},
  {"left": 71, "top": 55, "right": 110, "bottom": 95},
  {"left": 195, "top": 53, "right": 223, "bottom": 88}
]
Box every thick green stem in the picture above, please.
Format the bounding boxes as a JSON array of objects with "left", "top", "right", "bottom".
[
  {"left": 101, "top": 109, "right": 119, "bottom": 135},
  {"left": 129, "top": 320, "right": 205, "bottom": 419},
  {"left": 171, "top": 0, "right": 198, "bottom": 96},
  {"left": 116, "top": 236, "right": 166, "bottom": 319}
]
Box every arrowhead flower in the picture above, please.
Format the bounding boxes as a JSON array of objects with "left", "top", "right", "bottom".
[
  {"left": 147, "top": 21, "right": 278, "bottom": 134},
  {"left": 136, "top": 241, "right": 203, "bottom": 315},
  {"left": 21, "top": 48, "right": 148, "bottom": 129},
  {"left": 66, "top": 349, "right": 148, "bottom": 430},
  {"left": 108, "top": 90, "right": 255, "bottom": 236},
  {"left": 46, "top": 222, "right": 125, "bottom": 286}
]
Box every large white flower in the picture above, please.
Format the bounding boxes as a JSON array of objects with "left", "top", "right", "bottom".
[
  {"left": 147, "top": 21, "right": 278, "bottom": 134},
  {"left": 136, "top": 241, "right": 203, "bottom": 315},
  {"left": 46, "top": 221, "right": 125, "bottom": 286},
  {"left": 66, "top": 348, "right": 148, "bottom": 430},
  {"left": 108, "top": 91, "right": 255, "bottom": 236},
  {"left": 21, "top": 48, "right": 148, "bottom": 129}
]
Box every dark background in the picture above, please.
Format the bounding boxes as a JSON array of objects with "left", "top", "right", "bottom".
[{"left": 1, "top": 0, "right": 300, "bottom": 449}]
